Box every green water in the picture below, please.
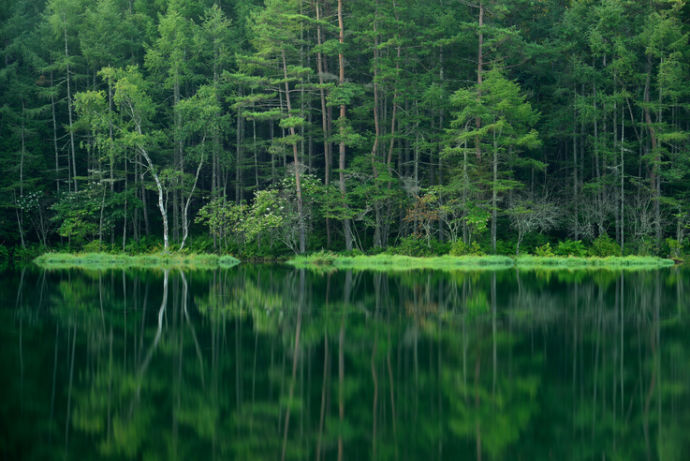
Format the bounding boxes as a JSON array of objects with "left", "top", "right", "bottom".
[{"left": 1, "top": 265, "right": 689, "bottom": 460}]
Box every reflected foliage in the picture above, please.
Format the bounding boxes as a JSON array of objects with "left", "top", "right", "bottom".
[{"left": 1, "top": 265, "right": 690, "bottom": 460}]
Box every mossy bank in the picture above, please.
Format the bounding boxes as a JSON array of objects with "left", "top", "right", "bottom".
[
  {"left": 34, "top": 252, "right": 240, "bottom": 270},
  {"left": 288, "top": 253, "right": 676, "bottom": 272}
]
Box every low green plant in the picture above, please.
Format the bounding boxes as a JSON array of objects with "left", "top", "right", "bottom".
[
  {"left": 34, "top": 252, "right": 240, "bottom": 270},
  {"left": 589, "top": 234, "right": 620, "bottom": 257},
  {"left": 289, "top": 253, "right": 514, "bottom": 271},
  {"left": 555, "top": 239, "right": 587, "bottom": 257},
  {"left": 494, "top": 239, "right": 516, "bottom": 256},
  {"left": 665, "top": 238, "right": 682, "bottom": 259},
  {"left": 13, "top": 245, "right": 44, "bottom": 263},
  {"left": 449, "top": 240, "right": 485, "bottom": 256},
  {"left": 534, "top": 242, "right": 555, "bottom": 257},
  {"left": 389, "top": 236, "right": 433, "bottom": 256},
  {"left": 82, "top": 240, "right": 107, "bottom": 253},
  {"left": 516, "top": 255, "right": 674, "bottom": 270}
]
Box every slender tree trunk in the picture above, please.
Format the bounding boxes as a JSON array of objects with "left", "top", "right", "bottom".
[
  {"left": 63, "top": 25, "right": 77, "bottom": 192},
  {"left": 491, "top": 127, "right": 497, "bottom": 253},
  {"left": 131, "top": 109, "right": 169, "bottom": 251},
  {"left": 620, "top": 100, "right": 625, "bottom": 253},
  {"left": 282, "top": 50, "right": 306, "bottom": 253},
  {"left": 180, "top": 145, "right": 205, "bottom": 250},
  {"left": 371, "top": 10, "right": 383, "bottom": 248},
  {"left": 315, "top": 0, "right": 332, "bottom": 247},
  {"left": 337, "top": 0, "right": 352, "bottom": 251},
  {"left": 50, "top": 72, "right": 61, "bottom": 195},
  {"left": 643, "top": 55, "right": 661, "bottom": 245},
  {"left": 475, "top": 0, "right": 484, "bottom": 159},
  {"left": 235, "top": 90, "right": 243, "bottom": 204},
  {"left": 573, "top": 87, "right": 579, "bottom": 240}
]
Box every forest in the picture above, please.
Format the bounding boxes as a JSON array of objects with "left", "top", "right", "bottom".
[{"left": 2, "top": 0, "right": 690, "bottom": 260}]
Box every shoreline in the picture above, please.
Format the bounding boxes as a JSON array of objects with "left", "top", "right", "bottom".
[
  {"left": 287, "top": 253, "right": 677, "bottom": 271},
  {"left": 34, "top": 252, "right": 240, "bottom": 270}
]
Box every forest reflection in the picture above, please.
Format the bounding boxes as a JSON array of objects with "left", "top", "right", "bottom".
[{"left": 1, "top": 266, "right": 689, "bottom": 460}]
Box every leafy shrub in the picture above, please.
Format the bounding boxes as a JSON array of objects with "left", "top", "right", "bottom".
[
  {"left": 82, "top": 240, "right": 107, "bottom": 253},
  {"left": 555, "top": 239, "right": 587, "bottom": 257},
  {"left": 631, "top": 238, "right": 655, "bottom": 256},
  {"left": 186, "top": 236, "right": 214, "bottom": 253},
  {"left": 665, "top": 238, "right": 682, "bottom": 259},
  {"left": 13, "top": 244, "right": 43, "bottom": 262},
  {"left": 430, "top": 239, "right": 451, "bottom": 255},
  {"left": 589, "top": 234, "right": 620, "bottom": 257},
  {"left": 124, "top": 235, "right": 162, "bottom": 254},
  {"left": 519, "top": 232, "right": 549, "bottom": 254},
  {"left": 389, "top": 236, "right": 431, "bottom": 256},
  {"left": 494, "top": 239, "right": 516, "bottom": 255},
  {"left": 340, "top": 248, "right": 365, "bottom": 257},
  {"left": 534, "top": 242, "right": 555, "bottom": 257},
  {"left": 450, "top": 240, "right": 485, "bottom": 256}
]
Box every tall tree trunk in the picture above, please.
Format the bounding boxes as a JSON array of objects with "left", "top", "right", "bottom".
[
  {"left": 131, "top": 108, "right": 169, "bottom": 251},
  {"left": 475, "top": 0, "right": 484, "bottom": 159},
  {"left": 282, "top": 50, "right": 306, "bottom": 253},
  {"left": 315, "top": 0, "right": 332, "bottom": 248},
  {"left": 235, "top": 89, "right": 243, "bottom": 204},
  {"left": 337, "top": 0, "right": 352, "bottom": 251},
  {"left": 63, "top": 26, "right": 78, "bottom": 192},
  {"left": 50, "top": 72, "right": 61, "bottom": 195},
  {"left": 572, "top": 87, "right": 579, "bottom": 240},
  {"left": 491, "top": 127, "right": 497, "bottom": 253},
  {"left": 620, "top": 100, "right": 625, "bottom": 253},
  {"left": 371, "top": 9, "right": 382, "bottom": 248},
  {"left": 643, "top": 55, "right": 661, "bottom": 245},
  {"left": 180, "top": 144, "right": 205, "bottom": 250}
]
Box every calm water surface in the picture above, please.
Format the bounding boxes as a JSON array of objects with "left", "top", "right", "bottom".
[{"left": 1, "top": 265, "right": 689, "bottom": 460}]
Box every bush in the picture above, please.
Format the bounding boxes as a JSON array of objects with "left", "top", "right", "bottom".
[
  {"left": 520, "top": 232, "right": 549, "bottom": 254},
  {"left": 13, "top": 245, "right": 44, "bottom": 262},
  {"left": 534, "top": 242, "right": 555, "bottom": 257},
  {"left": 450, "top": 240, "right": 485, "bottom": 256},
  {"left": 389, "top": 236, "right": 431, "bottom": 256},
  {"left": 495, "top": 239, "right": 516, "bottom": 255},
  {"left": 82, "top": 240, "right": 107, "bottom": 253},
  {"left": 124, "top": 235, "right": 161, "bottom": 254},
  {"left": 555, "top": 239, "right": 587, "bottom": 257},
  {"left": 629, "top": 238, "right": 656, "bottom": 256},
  {"left": 665, "top": 238, "right": 682, "bottom": 259},
  {"left": 589, "top": 234, "right": 620, "bottom": 257},
  {"left": 186, "top": 236, "right": 214, "bottom": 253}
]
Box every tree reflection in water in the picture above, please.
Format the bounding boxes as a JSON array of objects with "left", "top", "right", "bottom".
[{"left": 1, "top": 265, "right": 689, "bottom": 460}]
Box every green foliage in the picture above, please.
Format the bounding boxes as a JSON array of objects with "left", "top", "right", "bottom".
[
  {"left": 34, "top": 252, "right": 240, "bottom": 270},
  {"left": 534, "top": 243, "right": 555, "bottom": 257},
  {"left": 2, "top": 0, "right": 690, "bottom": 261},
  {"left": 555, "top": 240, "right": 587, "bottom": 257},
  {"left": 388, "top": 236, "right": 450, "bottom": 257},
  {"left": 289, "top": 253, "right": 514, "bottom": 272},
  {"left": 450, "top": 240, "right": 485, "bottom": 256},
  {"left": 665, "top": 238, "right": 682, "bottom": 259},
  {"left": 516, "top": 256, "right": 674, "bottom": 271},
  {"left": 589, "top": 234, "right": 620, "bottom": 257}
]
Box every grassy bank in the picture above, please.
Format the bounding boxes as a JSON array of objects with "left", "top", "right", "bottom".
[
  {"left": 288, "top": 253, "right": 676, "bottom": 272},
  {"left": 515, "top": 255, "right": 676, "bottom": 270},
  {"left": 288, "top": 253, "right": 515, "bottom": 271},
  {"left": 34, "top": 252, "right": 240, "bottom": 270}
]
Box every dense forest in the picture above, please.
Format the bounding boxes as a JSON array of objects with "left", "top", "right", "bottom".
[{"left": 2, "top": 0, "right": 690, "bottom": 258}]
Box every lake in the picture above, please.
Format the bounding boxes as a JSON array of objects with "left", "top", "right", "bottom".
[{"left": 1, "top": 265, "right": 689, "bottom": 460}]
